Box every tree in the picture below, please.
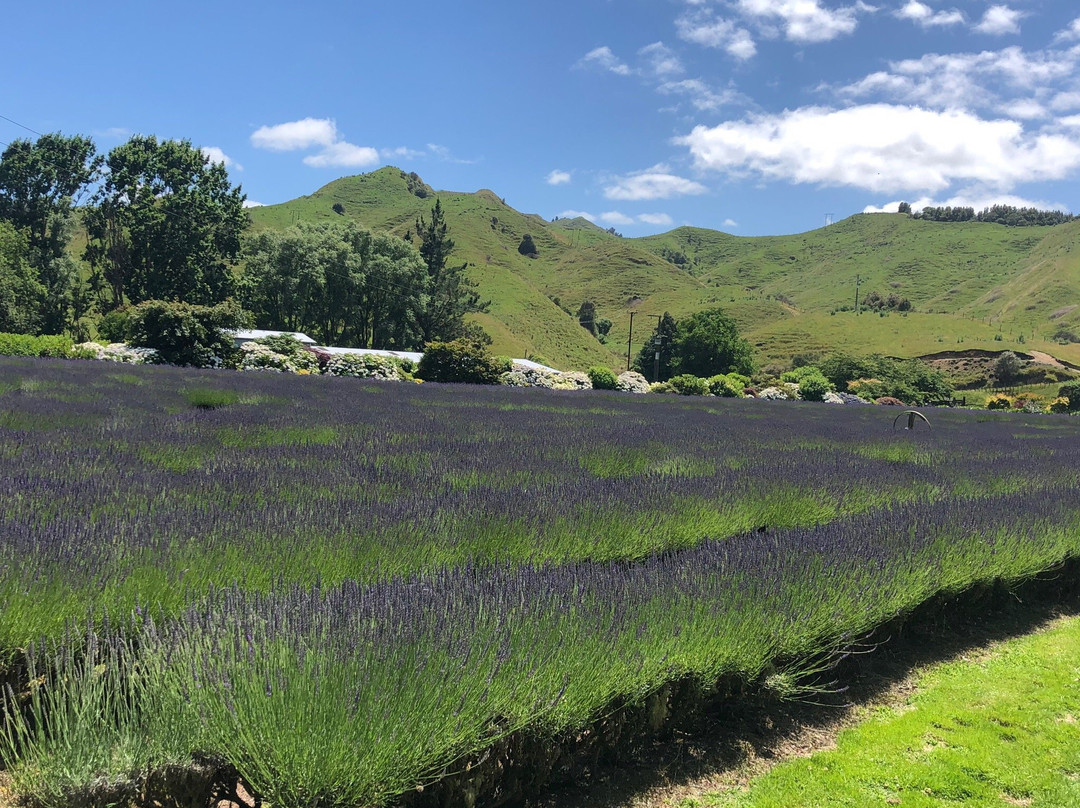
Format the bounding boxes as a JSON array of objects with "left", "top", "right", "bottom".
[
  {"left": 633, "top": 312, "right": 679, "bottom": 382},
  {"left": 670, "top": 307, "right": 753, "bottom": 378},
  {"left": 126, "top": 299, "right": 249, "bottom": 367},
  {"left": 241, "top": 221, "right": 427, "bottom": 348},
  {"left": 0, "top": 133, "right": 101, "bottom": 335},
  {"left": 993, "top": 351, "right": 1023, "bottom": 387},
  {"left": 898, "top": 202, "right": 911, "bottom": 214},
  {"left": 414, "top": 199, "right": 488, "bottom": 343},
  {"left": 576, "top": 300, "right": 597, "bottom": 335},
  {"left": 518, "top": 234, "right": 538, "bottom": 256},
  {"left": 85, "top": 136, "right": 247, "bottom": 309},
  {"left": 0, "top": 221, "right": 43, "bottom": 334}
]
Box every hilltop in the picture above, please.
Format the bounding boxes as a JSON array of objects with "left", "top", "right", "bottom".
[{"left": 248, "top": 167, "right": 1080, "bottom": 371}]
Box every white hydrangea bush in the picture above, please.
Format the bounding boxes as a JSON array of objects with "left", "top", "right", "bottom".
[
  {"left": 74, "top": 342, "right": 160, "bottom": 364},
  {"left": 239, "top": 342, "right": 320, "bottom": 374},
  {"left": 323, "top": 354, "right": 404, "bottom": 381},
  {"left": 615, "top": 371, "right": 650, "bottom": 394}
]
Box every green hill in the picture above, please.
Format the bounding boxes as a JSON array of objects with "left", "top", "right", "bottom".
[{"left": 249, "top": 167, "right": 1080, "bottom": 371}]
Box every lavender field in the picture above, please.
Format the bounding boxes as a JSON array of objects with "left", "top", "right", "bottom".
[{"left": 2, "top": 356, "right": 1079, "bottom": 806}]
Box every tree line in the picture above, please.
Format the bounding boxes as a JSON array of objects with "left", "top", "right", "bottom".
[
  {"left": 0, "top": 133, "right": 486, "bottom": 349},
  {"left": 910, "top": 204, "right": 1076, "bottom": 227}
]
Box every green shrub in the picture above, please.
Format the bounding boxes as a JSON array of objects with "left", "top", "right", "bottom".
[
  {"left": 254, "top": 334, "right": 309, "bottom": 356},
  {"left": 986, "top": 395, "right": 1012, "bottom": 411},
  {"left": 587, "top": 367, "right": 618, "bottom": 390},
  {"left": 127, "top": 299, "right": 248, "bottom": 368},
  {"left": 96, "top": 309, "right": 132, "bottom": 343},
  {"left": 668, "top": 374, "right": 710, "bottom": 396},
  {"left": 0, "top": 333, "right": 74, "bottom": 358},
  {"left": 649, "top": 381, "right": 676, "bottom": 394},
  {"left": 707, "top": 374, "right": 743, "bottom": 398},
  {"left": 417, "top": 340, "right": 507, "bottom": 385},
  {"left": 1058, "top": 381, "right": 1080, "bottom": 411},
  {"left": 796, "top": 372, "right": 833, "bottom": 402}
]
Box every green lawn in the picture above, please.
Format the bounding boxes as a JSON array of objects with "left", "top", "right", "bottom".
[{"left": 688, "top": 614, "right": 1080, "bottom": 808}]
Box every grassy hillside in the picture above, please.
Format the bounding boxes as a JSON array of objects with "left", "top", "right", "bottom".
[{"left": 250, "top": 168, "right": 1080, "bottom": 371}]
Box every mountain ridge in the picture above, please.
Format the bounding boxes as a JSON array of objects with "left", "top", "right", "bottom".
[{"left": 247, "top": 167, "right": 1080, "bottom": 371}]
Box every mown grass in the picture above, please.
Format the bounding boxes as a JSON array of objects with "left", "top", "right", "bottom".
[{"left": 690, "top": 614, "right": 1080, "bottom": 808}]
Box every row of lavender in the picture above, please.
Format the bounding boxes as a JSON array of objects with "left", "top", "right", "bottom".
[
  {"left": 3, "top": 356, "right": 1080, "bottom": 804},
  {"left": 7, "top": 488, "right": 1080, "bottom": 805},
  {"left": 1, "top": 357, "right": 1076, "bottom": 650}
]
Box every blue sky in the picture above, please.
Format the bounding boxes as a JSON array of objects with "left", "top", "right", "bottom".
[{"left": 4, "top": 1, "right": 1080, "bottom": 236}]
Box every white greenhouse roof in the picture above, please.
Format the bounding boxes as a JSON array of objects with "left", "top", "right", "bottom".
[{"left": 231, "top": 329, "right": 317, "bottom": 345}]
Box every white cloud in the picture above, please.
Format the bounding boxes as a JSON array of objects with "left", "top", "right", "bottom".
[
  {"left": 1054, "top": 17, "right": 1080, "bottom": 43},
  {"left": 604, "top": 165, "right": 708, "bottom": 200},
  {"left": 242, "top": 200, "right": 265, "bottom": 209},
  {"left": 1051, "top": 92, "right": 1080, "bottom": 112},
  {"left": 200, "top": 146, "right": 241, "bottom": 171},
  {"left": 251, "top": 118, "right": 338, "bottom": 151},
  {"left": 893, "top": 1, "right": 964, "bottom": 28},
  {"left": 735, "top": 0, "right": 862, "bottom": 43},
  {"left": 722, "top": 218, "right": 739, "bottom": 228},
  {"left": 999, "top": 99, "right": 1047, "bottom": 120},
  {"left": 676, "top": 104, "right": 1080, "bottom": 195},
  {"left": 676, "top": 11, "right": 758, "bottom": 59},
  {"left": 578, "top": 46, "right": 632, "bottom": 76},
  {"left": 302, "top": 142, "right": 379, "bottom": 168},
  {"left": 638, "top": 212, "right": 674, "bottom": 226},
  {"left": 546, "top": 169, "right": 572, "bottom": 186},
  {"left": 638, "top": 42, "right": 684, "bottom": 77},
  {"left": 974, "top": 5, "right": 1022, "bottom": 36},
  {"left": 833, "top": 46, "right": 1079, "bottom": 114},
  {"left": 252, "top": 117, "right": 380, "bottom": 170},
  {"left": 558, "top": 209, "right": 596, "bottom": 221},
  {"left": 600, "top": 211, "right": 636, "bottom": 226}
]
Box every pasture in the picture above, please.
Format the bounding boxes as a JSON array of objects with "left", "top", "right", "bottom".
[{"left": 1, "top": 357, "right": 1079, "bottom": 806}]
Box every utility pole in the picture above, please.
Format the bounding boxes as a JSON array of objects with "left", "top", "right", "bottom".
[
  {"left": 854, "top": 274, "right": 861, "bottom": 315},
  {"left": 652, "top": 314, "right": 663, "bottom": 383},
  {"left": 626, "top": 311, "right": 635, "bottom": 371}
]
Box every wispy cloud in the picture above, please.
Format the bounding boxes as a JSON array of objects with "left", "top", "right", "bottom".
[
  {"left": 427, "top": 143, "right": 477, "bottom": 164},
  {"left": 638, "top": 42, "right": 684, "bottom": 77},
  {"left": 546, "top": 169, "right": 572, "bottom": 186},
  {"left": 638, "top": 212, "right": 674, "bottom": 226},
  {"left": 577, "top": 46, "right": 633, "bottom": 76},
  {"left": 251, "top": 118, "right": 379, "bottom": 169},
  {"left": 604, "top": 165, "right": 708, "bottom": 200},
  {"left": 676, "top": 11, "right": 757, "bottom": 60}
]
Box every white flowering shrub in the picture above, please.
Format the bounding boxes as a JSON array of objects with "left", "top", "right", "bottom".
[
  {"left": 822, "top": 392, "right": 845, "bottom": 404},
  {"left": 500, "top": 365, "right": 592, "bottom": 390},
  {"left": 615, "top": 371, "right": 650, "bottom": 394},
  {"left": 73, "top": 342, "right": 160, "bottom": 364},
  {"left": 758, "top": 386, "right": 792, "bottom": 400},
  {"left": 324, "top": 353, "right": 404, "bottom": 381},
  {"left": 239, "top": 342, "right": 319, "bottom": 374}
]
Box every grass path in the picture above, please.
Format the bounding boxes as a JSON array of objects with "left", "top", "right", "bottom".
[{"left": 682, "top": 613, "right": 1080, "bottom": 808}]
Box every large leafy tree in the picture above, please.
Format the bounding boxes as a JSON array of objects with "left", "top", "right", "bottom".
[
  {"left": 85, "top": 136, "right": 247, "bottom": 309},
  {"left": 670, "top": 306, "right": 753, "bottom": 378},
  {"left": 0, "top": 222, "right": 43, "bottom": 334},
  {"left": 413, "top": 198, "right": 488, "bottom": 343},
  {"left": 0, "top": 133, "right": 100, "bottom": 335},
  {"left": 241, "top": 221, "right": 427, "bottom": 348}
]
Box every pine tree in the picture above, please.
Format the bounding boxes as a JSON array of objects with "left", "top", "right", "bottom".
[{"left": 414, "top": 199, "right": 488, "bottom": 344}]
